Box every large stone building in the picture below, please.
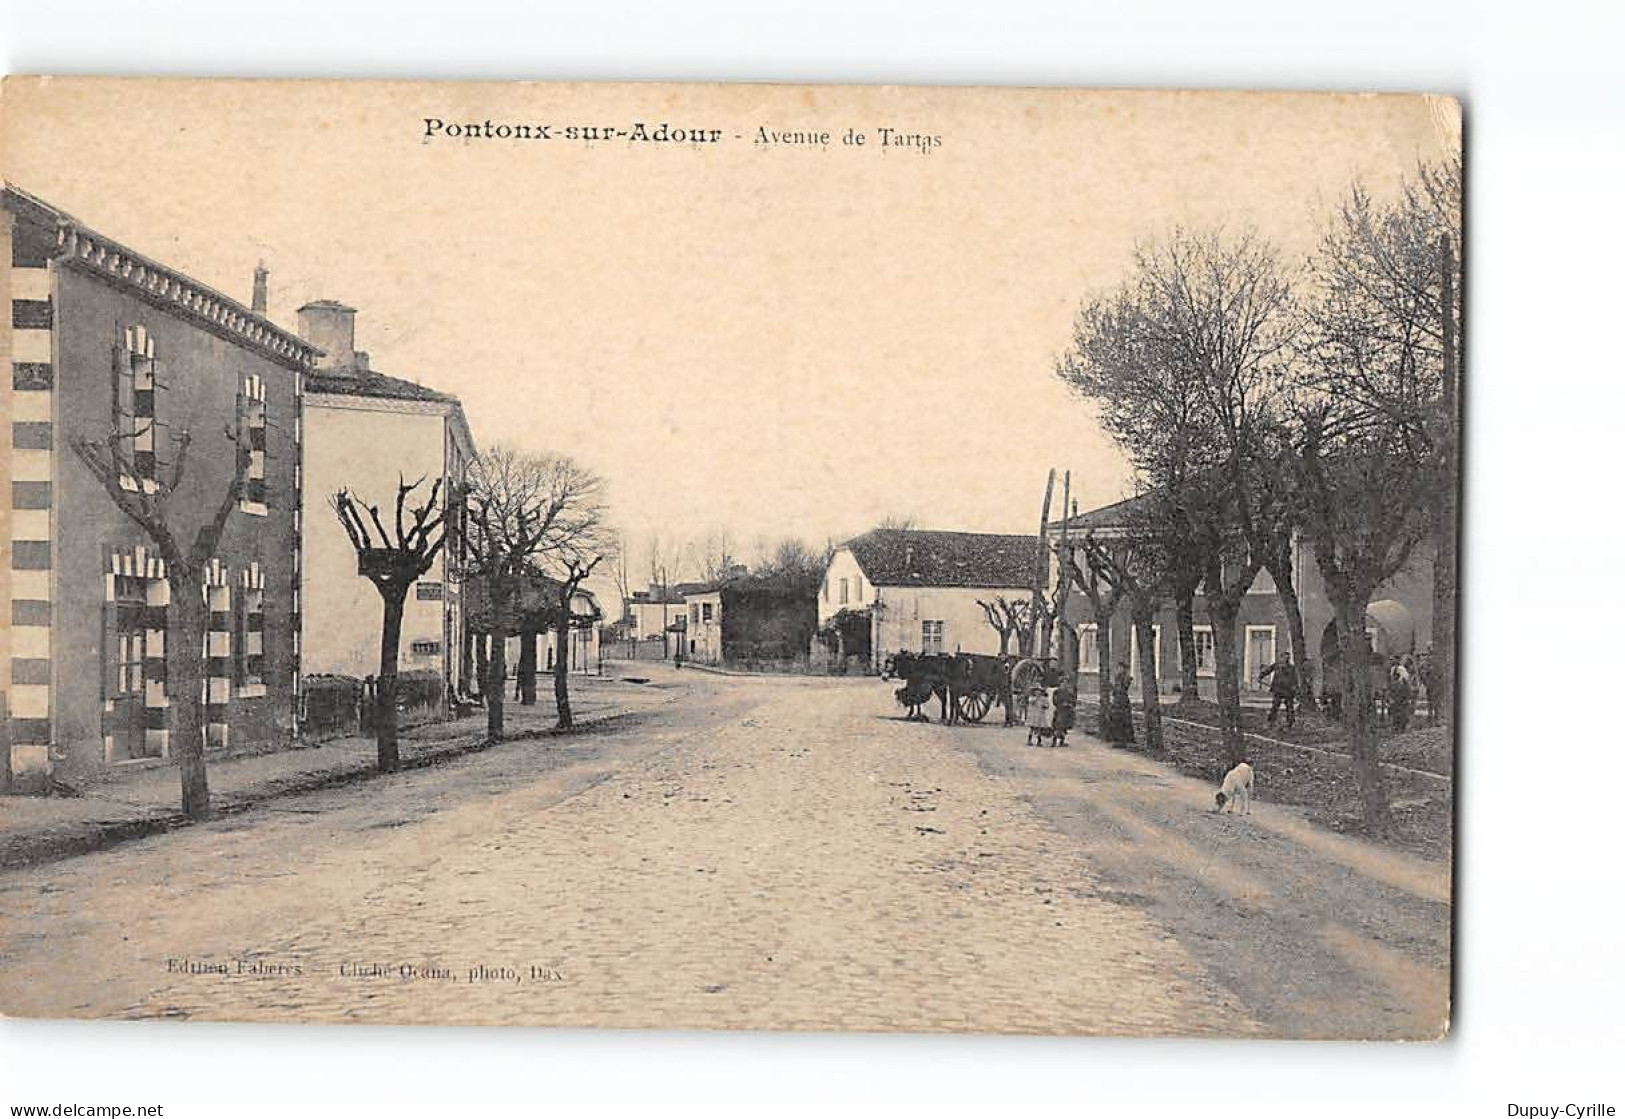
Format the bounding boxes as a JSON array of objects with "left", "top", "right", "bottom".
[
  {"left": 1053, "top": 492, "right": 1437, "bottom": 699},
  {"left": 295, "top": 301, "right": 475, "bottom": 694},
  {"left": 2, "top": 186, "right": 315, "bottom": 790}
]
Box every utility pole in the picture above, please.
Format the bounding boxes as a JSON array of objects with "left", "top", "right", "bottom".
[
  {"left": 1052, "top": 471, "right": 1073, "bottom": 673},
  {"left": 1432, "top": 234, "right": 1459, "bottom": 727},
  {"left": 660, "top": 564, "right": 670, "bottom": 661},
  {"left": 1031, "top": 469, "right": 1055, "bottom": 657}
]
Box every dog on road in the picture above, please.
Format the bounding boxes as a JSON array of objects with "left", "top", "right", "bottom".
[{"left": 1214, "top": 761, "right": 1254, "bottom": 815}]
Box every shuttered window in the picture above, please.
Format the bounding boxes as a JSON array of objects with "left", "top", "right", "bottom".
[{"left": 113, "top": 326, "right": 162, "bottom": 488}]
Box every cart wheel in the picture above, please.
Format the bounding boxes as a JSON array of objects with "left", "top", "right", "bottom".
[
  {"left": 1010, "top": 658, "right": 1045, "bottom": 720},
  {"left": 957, "top": 687, "right": 995, "bottom": 724}
]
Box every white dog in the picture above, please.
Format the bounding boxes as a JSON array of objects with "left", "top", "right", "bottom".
[{"left": 1214, "top": 761, "right": 1254, "bottom": 815}]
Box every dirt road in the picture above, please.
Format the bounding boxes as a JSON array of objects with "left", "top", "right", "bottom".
[{"left": 0, "top": 667, "right": 1447, "bottom": 1038}]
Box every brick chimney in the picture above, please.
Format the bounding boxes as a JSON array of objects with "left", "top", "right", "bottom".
[
  {"left": 251, "top": 263, "right": 269, "bottom": 315},
  {"left": 296, "top": 299, "right": 357, "bottom": 372}
]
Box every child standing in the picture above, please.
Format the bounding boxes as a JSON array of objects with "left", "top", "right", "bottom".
[{"left": 1025, "top": 684, "right": 1053, "bottom": 746}]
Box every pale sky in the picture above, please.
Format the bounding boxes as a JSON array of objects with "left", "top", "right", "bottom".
[{"left": 2, "top": 79, "right": 1454, "bottom": 592}]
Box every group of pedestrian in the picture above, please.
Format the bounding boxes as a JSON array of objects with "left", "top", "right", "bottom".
[{"left": 1023, "top": 677, "right": 1077, "bottom": 746}]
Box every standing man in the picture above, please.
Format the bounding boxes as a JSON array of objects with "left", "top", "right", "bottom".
[
  {"left": 1260, "top": 651, "right": 1300, "bottom": 729},
  {"left": 1389, "top": 655, "right": 1416, "bottom": 732}
]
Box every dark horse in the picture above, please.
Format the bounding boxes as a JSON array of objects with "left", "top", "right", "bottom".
[{"left": 882, "top": 651, "right": 960, "bottom": 723}]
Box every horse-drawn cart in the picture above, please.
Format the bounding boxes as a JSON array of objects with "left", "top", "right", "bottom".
[{"left": 882, "top": 651, "right": 1065, "bottom": 725}]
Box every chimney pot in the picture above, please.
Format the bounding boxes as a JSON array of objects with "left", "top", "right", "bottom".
[
  {"left": 251, "top": 263, "right": 269, "bottom": 315},
  {"left": 296, "top": 299, "right": 358, "bottom": 373}
]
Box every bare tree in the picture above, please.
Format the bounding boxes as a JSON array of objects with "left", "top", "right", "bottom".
[
  {"left": 1291, "top": 164, "right": 1459, "bottom": 831},
  {"left": 1059, "top": 227, "right": 1299, "bottom": 766},
  {"left": 331, "top": 476, "right": 446, "bottom": 772},
  {"left": 609, "top": 530, "right": 634, "bottom": 630},
  {"left": 457, "top": 446, "right": 607, "bottom": 741},
  {"left": 976, "top": 596, "right": 1032, "bottom": 657},
  {"left": 1078, "top": 525, "right": 1169, "bottom": 752},
  {"left": 1058, "top": 263, "right": 1216, "bottom": 712},
  {"left": 528, "top": 458, "right": 612, "bottom": 730},
  {"left": 691, "top": 528, "right": 740, "bottom": 584},
  {"left": 756, "top": 536, "right": 826, "bottom": 586},
  {"left": 71, "top": 423, "right": 248, "bottom": 820},
  {"left": 645, "top": 533, "right": 682, "bottom": 659},
  {"left": 1056, "top": 536, "right": 1127, "bottom": 736}
]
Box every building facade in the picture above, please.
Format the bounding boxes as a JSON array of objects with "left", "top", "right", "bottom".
[
  {"left": 627, "top": 581, "right": 709, "bottom": 653},
  {"left": 819, "top": 529, "right": 1044, "bottom": 671},
  {"left": 3, "top": 187, "right": 315, "bottom": 789},
  {"left": 295, "top": 301, "right": 475, "bottom": 694},
  {"left": 684, "top": 589, "right": 723, "bottom": 663},
  {"left": 1054, "top": 493, "right": 1437, "bottom": 699}
]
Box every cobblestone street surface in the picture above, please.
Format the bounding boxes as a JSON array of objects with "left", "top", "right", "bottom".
[{"left": 0, "top": 668, "right": 1447, "bottom": 1037}]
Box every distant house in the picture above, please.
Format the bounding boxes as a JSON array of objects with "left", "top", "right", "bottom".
[
  {"left": 464, "top": 573, "right": 604, "bottom": 683},
  {"left": 683, "top": 576, "right": 816, "bottom": 668},
  {"left": 1052, "top": 492, "right": 1436, "bottom": 698},
  {"left": 818, "top": 529, "right": 1044, "bottom": 672},
  {"left": 626, "top": 580, "right": 710, "bottom": 654},
  {"left": 685, "top": 588, "right": 723, "bottom": 663}
]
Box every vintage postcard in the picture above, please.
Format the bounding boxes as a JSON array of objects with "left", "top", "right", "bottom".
[{"left": 0, "top": 78, "right": 1459, "bottom": 1038}]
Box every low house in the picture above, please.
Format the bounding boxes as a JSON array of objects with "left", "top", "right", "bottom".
[
  {"left": 818, "top": 529, "right": 1044, "bottom": 672},
  {"left": 1053, "top": 493, "right": 1436, "bottom": 699},
  {"left": 463, "top": 573, "right": 605, "bottom": 691},
  {"left": 683, "top": 576, "right": 817, "bottom": 668},
  {"left": 626, "top": 581, "right": 709, "bottom": 653},
  {"left": 684, "top": 588, "right": 723, "bottom": 663}
]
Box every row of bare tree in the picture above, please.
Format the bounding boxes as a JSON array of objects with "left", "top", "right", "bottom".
[
  {"left": 76, "top": 413, "right": 612, "bottom": 820},
  {"left": 1046, "top": 159, "right": 1461, "bottom": 833},
  {"left": 338, "top": 446, "right": 613, "bottom": 765}
]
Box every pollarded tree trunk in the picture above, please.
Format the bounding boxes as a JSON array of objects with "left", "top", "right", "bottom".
[
  {"left": 1264, "top": 556, "right": 1314, "bottom": 704},
  {"left": 518, "top": 625, "right": 539, "bottom": 706},
  {"left": 1208, "top": 601, "right": 1247, "bottom": 768},
  {"left": 167, "top": 572, "right": 212, "bottom": 820},
  {"left": 554, "top": 611, "right": 574, "bottom": 730},
  {"left": 1175, "top": 592, "right": 1200, "bottom": 702},
  {"left": 1131, "top": 603, "right": 1163, "bottom": 752},
  {"left": 461, "top": 624, "right": 475, "bottom": 696},
  {"left": 473, "top": 633, "right": 489, "bottom": 697},
  {"left": 1335, "top": 589, "right": 1391, "bottom": 832},
  {"left": 1094, "top": 623, "right": 1113, "bottom": 736},
  {"left": 486, "top": 635, "right": 507, "bottom": 740},
  {"left": 376, "top": 590, "right": 407, "bottom": 773}
]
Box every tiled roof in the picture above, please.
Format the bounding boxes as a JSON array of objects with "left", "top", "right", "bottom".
[
  {"left": 632, "top": 588, "right": 688, "bottom": 605},
  {"left": 304, "top": 367, "right": 458, "bottom": 404},
  {"left": 846, "top": 529, "right": 1038, "bottom": 589},
  {"left": 1050, "top": 491, "right": 1158, "bottom": 532}
]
